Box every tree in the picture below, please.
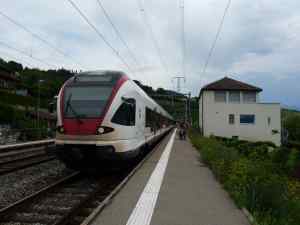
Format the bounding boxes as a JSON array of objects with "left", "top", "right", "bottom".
[
  {"left": 7, "top": 60, "right": 23, "bottom": 72},
  {"left": 284, "top": 114, "right": 300, "bottom": 141},
  {"left": 157, "top": 87, "right": 167, "bottom": 94}
]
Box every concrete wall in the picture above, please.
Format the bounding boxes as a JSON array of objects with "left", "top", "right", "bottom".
[{"left": 199, "top": 90, "right": 281, "bottom": 146}]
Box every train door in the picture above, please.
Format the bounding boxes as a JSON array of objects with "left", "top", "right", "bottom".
[
  {"left": 136, "top": 95, "right": 145, "bottom": 140},
  {"left": 110, "top": 96, "right": 136, "bottom": 139}
]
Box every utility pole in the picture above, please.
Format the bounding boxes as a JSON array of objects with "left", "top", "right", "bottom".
[
  {"left": 188, "top": 92, "right": 191, "bottom": 124},
  {"left": 185, "top": 96, "right": 188, "bottom": 123},
  {"left": 172, "top": 76, "right": 185, "bottom": 93},
  {"left": 37, "top": 79, "right": 44, "bottom": 138}
]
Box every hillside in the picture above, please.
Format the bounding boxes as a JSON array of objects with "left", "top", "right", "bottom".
[
  {"left": 0, "top": 58, "right": 193, "bottom": 131},
  {"left": 133, "top": 80, "right": 196, "bottom": 123},
  {"left": 282, "top": 108, "right": 300, "bottom": 144}
]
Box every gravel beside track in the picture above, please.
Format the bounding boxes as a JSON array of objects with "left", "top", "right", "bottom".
[
  {"left": 0, "top": 147, "right": 48, "bottom": 163},
  {"left": 0, "top": 172, "right": 124, "bottom": 225},
  {"left": 0, "top": 160, "right": 73, "bottom": 208},
  {"left": 0, "top": 155, "right": 57, "bottom": 176},
  {"left": 0, "top": 131, "right": 172, "bottom": 225}
]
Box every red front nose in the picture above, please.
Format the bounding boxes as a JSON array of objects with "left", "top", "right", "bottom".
[{"left": 63, "top": 118, "right": 102, "bottom": 135}]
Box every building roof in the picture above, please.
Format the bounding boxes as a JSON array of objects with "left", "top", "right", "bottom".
[
  {"left": 199, "top": 77, "right": 262, "bottom": 96},
  {"left": 0, "top": 71, "right": 19, "bottom": 83}
]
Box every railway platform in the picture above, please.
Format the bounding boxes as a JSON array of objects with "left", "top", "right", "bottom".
[{"left": 85, "top": 129, "right": 250, "bottom": 225}]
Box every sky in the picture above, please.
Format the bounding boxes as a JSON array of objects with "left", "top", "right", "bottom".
[{"left": 0, "top": 0, "right": 299, "bottom": 109}]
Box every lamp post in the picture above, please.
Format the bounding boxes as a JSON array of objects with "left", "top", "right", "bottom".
[{"left": 37, "top": 79, "right": 44, "bottom": 138}]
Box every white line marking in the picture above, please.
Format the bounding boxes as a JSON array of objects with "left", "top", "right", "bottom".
[{"left": 126, "top": 129, "right": 177, "bottom": 225}]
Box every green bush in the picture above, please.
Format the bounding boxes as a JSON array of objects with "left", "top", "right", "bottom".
[
  {"left": 189, "top": 129, "right": 300, "bottom": 225},
  {"left": 0, "top": 103, "right": 49, "bottom": 140},
  {"left": 286, "top": 149, "right": 300, "bottom": 177},
  {"left": 0, "top": 90, "right": 47, "bottom": 108},
  {"left": 284, "top": 114, "right": 300, "bottom": 142},
  {"left": 0, "top": 103, "right": 25, "bottom": 125}
]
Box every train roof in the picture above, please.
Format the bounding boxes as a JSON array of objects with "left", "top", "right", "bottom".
[
  {"left": 79, "top": 70, "right": 124, "bottom": 76},
  {"left": 130, "top": 80, "right": 173, "bottom": 120},
  {"left": 72, "top": 70, "right": 173, "bottom": 120}
]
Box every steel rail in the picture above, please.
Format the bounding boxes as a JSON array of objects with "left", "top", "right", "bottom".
[
  {"left": 0, "top": 128, "right": 173, "bottom": 225},
  {"left": 0, "top": 171, "right": 80, "bottom": 215},
  {"left": 0, "top": 153, "right": 57, "bottom": 175},
  {"left": 0, "top": 139, "right": 54, "bottom": 152},
  {"left": 80, "top": 128, "right": 173, "bottom": 225}
]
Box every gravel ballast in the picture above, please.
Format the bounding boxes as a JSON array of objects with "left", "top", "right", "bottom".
[{"left": 0, "top": 160, "right": 73, "bottom": 208}]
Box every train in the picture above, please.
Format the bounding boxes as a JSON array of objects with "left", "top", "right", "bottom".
[{"left": 54, "top": 70, "right": 174, "bottom": 169}]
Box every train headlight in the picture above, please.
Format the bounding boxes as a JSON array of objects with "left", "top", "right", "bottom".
[
  {"left": 96, "top": 126, "right": 114, "bottom": 135},
  {"left": 57, "top": 126, "right": 65, "bottom": 134},
  {"left": 98, "top": 127, "right": 105, "bottom": 134}
]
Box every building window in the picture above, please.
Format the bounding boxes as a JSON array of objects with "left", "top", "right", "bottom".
[
  {"left": 240, "top": 114, "right": 255, "bottom": 124},
  {"left": 243, "top": 92, "right": 256, "bottom": 103},
  {"left": 111, "top": 98, "right": 136, "bottom": 126},
  {"left": 215, "top": 91, "right": 226, "bottom": 102},
  {"left": 228, "top": 91, "right": 240, "bottom": 103},
  {"left": 229, "top": 114, "right": 235, "bottom": 124},
  {"left": 268, "top": 117, "right": 271, "bottom": 126}
]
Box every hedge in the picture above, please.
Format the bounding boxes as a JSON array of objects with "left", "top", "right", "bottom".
[
  {"left": 189, "top": 130, "right": 300, "bottom": 225},
  {"left": 0, "top": 103, "right": 49, "bottom": 140},
  {"left": 0, "top": 89, "right": 47, "bottom": 108}
]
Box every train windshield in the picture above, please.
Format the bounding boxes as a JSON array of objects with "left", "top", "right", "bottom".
[{"left": 63, "top": 85, "right": 113, "bottom": 118}]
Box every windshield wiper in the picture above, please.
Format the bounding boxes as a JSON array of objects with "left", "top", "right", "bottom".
[{"left": 65, "top": 94, "right": 83, "bottom": 124}]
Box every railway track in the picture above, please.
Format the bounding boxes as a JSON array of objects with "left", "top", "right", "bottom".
[
  {"left": 0, "top": 131, "right": 170, "bottom": 225},
  {"left": 0, "top": 152, "right": 57, "bottom": 175},
  {"left": 0, "top": 142, "right": 58, "bottom": 175},
  {"left": 0, "top": 170, "right": 126, "bottom": 225}
]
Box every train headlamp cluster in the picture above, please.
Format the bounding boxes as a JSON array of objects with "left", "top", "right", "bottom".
[
  {"left": 98, "top": 127, "right": 105, "bottom": 134},
  {"left": 57, "top": 126, "right": 65, "bottom": 134},
  {"left": 96, "top": 126, "right": 114, "bottom": 135}
]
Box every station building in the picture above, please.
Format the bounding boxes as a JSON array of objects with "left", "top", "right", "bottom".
[{"left": 199, "top": 77, "right": 281, "bottom": 146}]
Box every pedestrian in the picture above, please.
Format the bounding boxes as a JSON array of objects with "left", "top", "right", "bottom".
[{"left": 179, "top": 121, "right": 186, "bottom": 140}]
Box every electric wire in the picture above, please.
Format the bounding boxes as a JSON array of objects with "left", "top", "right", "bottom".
[
  {"left": 201, "top": 0, "right": 232, "bottom": 76},
  {"left": 0, "top": 10, "right": 86, "bottom": 70},
  {"left": 0, "top": 50, "right": 35, "bottom": 68},
  {"left": 95, "top": 0, "right": 140, "bottom": 68},
  {"left": 0, "top": 41, "right": 57, "bottom": 68},
  {"left": 66, "top": 0, "right": 133, "bottom": 73},
  {"left": 137, "top": 0, "right": 169, "bottom": 75},
  {"left": 180, "top": 0, "right": 186, "bottom": 82}
]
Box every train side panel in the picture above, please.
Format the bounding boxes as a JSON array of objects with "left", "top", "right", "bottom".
[{"left": 54, "top": 71, "right": 173, "bottom": 168}]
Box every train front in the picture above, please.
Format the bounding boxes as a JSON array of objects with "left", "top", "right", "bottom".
[{"left": 55, "top": 71, "right": 128, "bottom": 169}]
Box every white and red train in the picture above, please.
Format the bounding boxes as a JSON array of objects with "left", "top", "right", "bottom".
[{"left": 55, "top": 70, "right": 173, "bottom": 169}]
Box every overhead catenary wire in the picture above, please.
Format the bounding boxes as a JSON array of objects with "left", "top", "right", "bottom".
[
  {"left": 0, "top": 10, "right": 86, "bottom": 70},
  {"left": 137, "top": 0, "right": 169, "bottom": 75},
  {"left": 201, "top": 0, "right": 232, "bottom": 76},
  {"left": 180, "top": 0, "right": 186, "bottom": 82},
  {"left": 0, "top": 41, "right": 57, "bottom": 68},
  {"left": 66, "top": 0, "right": 133, "bottom": 73},
  {"left": 95, "top": 0, "right": 140, "bottom": 68},
  {"left": 0, "top": 50, "right": 35, "bottom": 68}
]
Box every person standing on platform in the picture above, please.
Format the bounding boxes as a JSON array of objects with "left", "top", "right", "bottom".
[{"left": 179, "top": 121, "right": 187, "bottom": 140}]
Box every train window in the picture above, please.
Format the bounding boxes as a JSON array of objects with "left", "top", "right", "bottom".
[
  {"left": 111, "top": 98, "right": 136, "bottom": 126},
  {"left": 146, "top": 107, "right": 167, "bottom": 131},
  {"left": 64, "top": 86, "right": 113, "bottom": 118},
  {"left": 145, "top": 107, "right": 152, "bottom": 127}
]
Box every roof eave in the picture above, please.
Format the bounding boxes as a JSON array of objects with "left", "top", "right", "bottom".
[{"left": 199, "top": 88, "right": 262, "bottom": 98}]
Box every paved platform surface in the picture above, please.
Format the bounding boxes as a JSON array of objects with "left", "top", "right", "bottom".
[{"left": 88, "top": 130, "right": 250, "bottom": 225}]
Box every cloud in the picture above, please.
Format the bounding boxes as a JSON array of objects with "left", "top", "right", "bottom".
[{"left": 0, "top": 0, "right": 299, "bottom": 108}]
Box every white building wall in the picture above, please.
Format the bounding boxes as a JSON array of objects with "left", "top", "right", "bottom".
[
  {"left": 199, "top": 95, "right": 203, "bottom": 130},
  {"left": 199, "top": 91, "right": 281, "bottom": 146}
]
